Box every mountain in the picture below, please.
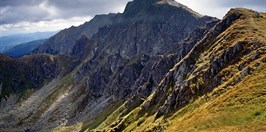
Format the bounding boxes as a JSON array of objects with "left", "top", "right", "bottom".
[
  {"left": 93, "top": 8, "right": 266, "bottom": 132},
  {"left": 0, "top": 32, "right": 56, "bottom": 53},
  {"left": 33, "top": 14, "right": 116, "bottom": 55},
  {"left": 33, "top": 0, "right": 216, "bottom": 56},
  {"left": 0, "top": 0, "right": 265, "bottom": 131},
  {"left": 4, "top": 39, "right": 47, "bottom": 58}
]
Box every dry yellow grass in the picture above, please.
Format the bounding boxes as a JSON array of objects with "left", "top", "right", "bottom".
[
  {"left": 164, "top": 9, "right": 266, "bottom": 132},
  {"left": 166, "top": 62, "right": 266, "bottom": 132}
]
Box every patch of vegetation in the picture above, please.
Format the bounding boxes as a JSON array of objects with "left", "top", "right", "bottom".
[
  {"left": 165, "top": 63, "right": 266, "bottom": 132},
  {"left": 82, "top": 101, "right": 123, "bottom": 131},
  {"left": 96, "top": 103, "right": 125, "bottom": 129}
]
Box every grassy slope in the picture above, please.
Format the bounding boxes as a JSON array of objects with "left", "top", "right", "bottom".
[
  {"left": 165, "top": 9, "right": 266, "bottom": 132},
  {"left": 166, "top": 60, "right": 266, "bottom": 132},
  {"left": 93, "top": 9, "right": 266, "bottom": 132}
]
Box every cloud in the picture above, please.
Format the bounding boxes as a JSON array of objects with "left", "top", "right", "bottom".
[
  {"left": 176, "top": 0, "right": 266, "bottom": 18},
  {"left": 0, "top": 0, "right": 129, "bottom": 36},
  {"left": 0, "top": 0, "right": 129, "bottom": 24},
  {"left": 0, "top": 16, "right": 92, "bottom": 36},
  {"left": 0, "top": 0, "right": 265, "bottom": 36}
]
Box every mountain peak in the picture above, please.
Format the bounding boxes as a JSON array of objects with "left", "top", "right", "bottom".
[
  {"left": 123, "top": 0, "right": 202, "bottom": 18},
  {"left": 225, "top": 8, "right": 263, "bottom": 19}
]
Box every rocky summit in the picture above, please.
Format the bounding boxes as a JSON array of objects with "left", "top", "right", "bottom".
[{"left": 0, "top": 0, "right": 266, "bottom": 132}]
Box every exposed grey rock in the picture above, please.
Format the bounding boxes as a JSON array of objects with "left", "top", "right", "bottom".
[
  {"left": 262, "top": 57, "right": 266, "bottom": 63},
  {"left": 140, "top": 8, "right": 266, "bottom": 119},
  {"left": 254, "top": 62, "right": 260, "bottom": 67},
  {"left": 0, "top": 94, "right": 18, "bottom": 111},
  {"left": 241, "top": 67, "right": 251, "bottom": 77}
]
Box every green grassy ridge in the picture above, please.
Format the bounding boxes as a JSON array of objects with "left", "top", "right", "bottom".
[
  {"left": 166, "top": 60, "right": 266, "bottom": 132},
  {"left": 162, "top": 10, "right": 266, "bottom": 131},
  {"left": 82, "top": 101, "right": 123, "bottom": 131}
]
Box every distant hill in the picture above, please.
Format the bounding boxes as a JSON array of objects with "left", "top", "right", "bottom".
[
  {"left": 4, "top": 39, "right": 47, "bottom": 58},
  {"left": 0, "top": 32, "right": 56, "bottom": 53},
  {"left": 33, "top": 14, "right": 116, "bottom": 55}
]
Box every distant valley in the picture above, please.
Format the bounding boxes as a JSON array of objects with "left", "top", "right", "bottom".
[
  {"left": 4, "top": 39, "right": 47, "bottom": 58},
  {"left": 0, "top": 32, "right": 56, "bottom": 53}
]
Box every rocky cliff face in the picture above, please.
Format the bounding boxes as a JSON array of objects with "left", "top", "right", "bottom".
[
  {"left": 2, "top": 1, "right": 265, "bottom": 132},
  {"left": 67, "top": 0, "right": 218, "bottom": 101},
  {"left": 99, "top": 8, "right": 266, "bottom": 131}
]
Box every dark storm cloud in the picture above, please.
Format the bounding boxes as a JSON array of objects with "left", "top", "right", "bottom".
[
  {"left": 47, "top": 0, "right": 130, "bottom": 17},
  {"left": 0, "top": 0, "right": 37, "bottom": 7},
  {"left": 0, "top": 0, "right": 129, "bottom": 24}
]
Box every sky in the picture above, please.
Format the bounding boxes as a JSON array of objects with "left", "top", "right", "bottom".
[{"left": 0, "top": 0, "right": 265, "bottom": 36}]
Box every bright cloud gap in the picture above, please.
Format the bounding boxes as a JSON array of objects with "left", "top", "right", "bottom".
[{"left": 0, "top": 16, "right": 93, "bottom": 36}]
